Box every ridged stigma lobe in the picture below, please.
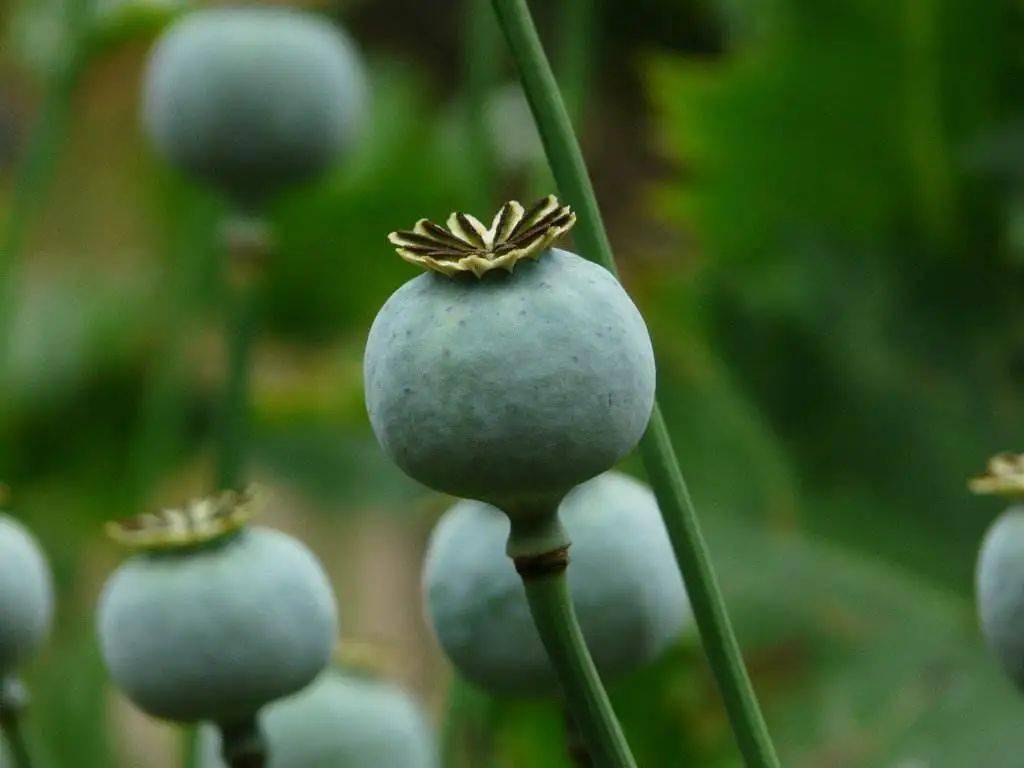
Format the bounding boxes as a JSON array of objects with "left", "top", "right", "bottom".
[
  {"left": 388, "top": 195, "right": 576, "bottom": 277},
  {"left": 106, "top": 487, "right": 260, "bottom": 550},
  {"left": 970, "top": 452, "right": 1024, "bottom": 496}
]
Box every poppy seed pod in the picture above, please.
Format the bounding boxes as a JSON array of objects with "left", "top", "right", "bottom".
[
  {"left": 977, "top": 507, "right": 1024, "bottom": 688},
  {"left": 97, "top": 491, "right": 337, "bottom": 725},
  {"left": 141, "top": 7, "right": 366, "bottom": 204},
  {"left": 0, "top": 514, "right": 54, "bottom": 680},
  {"left": 364, "top": 198, "right": 656, "bottom": 514},
  {"left": 423, "top": 472, "right": 691, "bottom": 697},
  {"left": 197, "top": 670, "right": 438, "bottom": 768}
]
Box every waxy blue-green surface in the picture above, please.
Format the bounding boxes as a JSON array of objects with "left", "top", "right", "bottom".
[
  {"left": 364, "top": 249, "right": 656, "bottom": 510},
  {"left": 97, "top": 527, "right": 337, "bottom": 724},
  {"left": 197, "top": 669, "right": 437, "bottom": 768},
  {"left": 0, "top": 515, "right": 53, "bottom": 677},
  {"left": 977, "top": 507, "right": 1024, "bottom": 688},
  {"left": 423, "top": 472, "right": 691, "bottom": 696},
  {"left": 142, "top": 7, "right": 366, "bottom": 203}
]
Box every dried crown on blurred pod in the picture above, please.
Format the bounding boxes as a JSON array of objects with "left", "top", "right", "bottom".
[{"left": 96, "top": 488, "right": 338, "bottom": 728}]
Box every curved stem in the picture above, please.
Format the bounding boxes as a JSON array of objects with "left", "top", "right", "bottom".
[
  {"left": 519, "top": 564, "right": 636, "bottom": 768},
  {"left": 488, "top": 1, "right": 780, "bottom": 765},
  {"left": 1, "top": 677, "right": 35, "bottom": 768}
]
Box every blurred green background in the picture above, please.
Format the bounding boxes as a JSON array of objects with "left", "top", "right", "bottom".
[{"left": 2, "top": 0, "right": 1023, "bottom": 765}]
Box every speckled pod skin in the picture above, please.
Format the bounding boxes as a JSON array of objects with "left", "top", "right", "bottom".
[
  {"left": 197, "top": 670, "right": 437, "bottom": 768},
  {"left": 0, "top": 515, "right": 54, "bottom": 678},
  {"left": 98, "top": 527, "right": 337, "bottom": 724},
  {"left": 364, "top": 249, "right": 656, "bottom": 511},
  {"left": 142, "top": 7, "right": 366, "bottom": 204},
  {"left": 423, "top": 472, "right": 690, "bottom": 697},
  {"left": 976, "top": 507, "right": 1024, "bottom": 688}
]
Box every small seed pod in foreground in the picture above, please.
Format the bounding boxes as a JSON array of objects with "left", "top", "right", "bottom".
[
  {"left": 365, "top": 198, "right": 656, "bottom": 523},
  {"left": 142, "top": 7, "right": 366, "bottom": 205},
  {"left": 976, "top": 507, "right": 1024, "bottom": 686},
  {"left": 971, "top": 453, "right": 1024, "bottom": 688},
  {"left": 97, "top": 490, "right": 337, "bottom": 728},
  {"left": 423, "top": 472, "right": 691, "bottom": 696},
  {"left": 197, "top": 668, "right": 437, "bottom": 768},
  {"left": 0, "top": 512, "right": 54, "bottom": 683}
]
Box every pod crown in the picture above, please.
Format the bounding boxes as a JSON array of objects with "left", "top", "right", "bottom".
[
  {"left": 388, "top": 195, "right": 575, "bottom": 278},
  {"left": 106, "top": 487, "right": 259, "bottom": 550},
  {"left": 969, "top": 453, "right": 1024, "bottom": 497}
]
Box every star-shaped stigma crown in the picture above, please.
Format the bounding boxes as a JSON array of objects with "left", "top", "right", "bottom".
[
  {"left": 106, "top": 487, "right": 259, "bottom": 550},
  {"left": 969, "top": 452, "right": 1024, "bottom": 496},
  {"left": 388, "top": 195, "right": 576, "bottom": 278}
]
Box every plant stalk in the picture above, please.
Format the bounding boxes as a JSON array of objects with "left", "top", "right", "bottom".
[
  {"left": 516, "top": 554, "right": 636, "bottom": 768},
  {"left": 489, "top": 1, "right": 780, "bottom": 765},
  {"left": 563, "top": 705, "right": 594, "bottom": 767},
  {"left": 464, "top": 0, "right": 502, "bottom": 207},
  {"left": 218, "top": 716, "right": 266, "bottom": 768},
  {"left": 0, "top": 677, "right": 35, "bottom": 768},
  {"left": 215, "top": 216, "right": 266, "bottom": 490}
]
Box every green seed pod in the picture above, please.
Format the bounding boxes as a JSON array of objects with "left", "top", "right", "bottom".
[
  {"left": 364, "top": 198, "right": 656, "bottom": 513},
  {"left": 97, "top": 491, "right": 337, "bottom": 725},
  {"left": 196, "top": 669, "right": 437, "bottom": 768},
  {"left": 977, "top": 506, "right": 1024, "bottom": 687},
  {"left": 423, "top": 472, "right": 691, "bottom": 696},
  {"left": 142, "top": 7, "right": 366, "bottom": 204},
  {"left": 0, "top": 513, "right": 53, "bottom": 678}
]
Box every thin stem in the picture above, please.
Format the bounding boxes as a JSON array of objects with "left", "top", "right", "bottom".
[
  {"left": 218, "top": 716, "right": 266, "bottom": 768},
  {"left": 464, "top": 0, "right": 503, "bottom": 206},
  {"left": 1, "top": 715, "right": 34, "bottom": 768},
  {"left": 0, "top": 0, "right": 90, "bottom": 461},
  {"left": 1, "top": 677, "right": 35, "bottom": 768},
  {"left": 440, "top": 675, "right": 496, "bottom": 767},
  {"left": 489, "top": 0, "right": 618, "bottom": 279},
  {"left": 488, "top": 1, "right": 780, "bottom": 765},
  {"left": 555, "top": 0, "right": 597, "bottom": 128},
  {"left": 217, "top": 284, "right": 256, "bottom": 490},
  {"left": 639, "top": 411, "right": 777, "bottom": 765},
  {"left": 563, "top": 705, "right": 594, "bottom": 767},
  {"left": 215, "top": 217, "right": 266, "bottom": 490},
  {"left": 519, "top": 567, "right": 636, "bottom": 768},
  {"left": 181, "top": 727, "right": 199, "bottom": 768}
]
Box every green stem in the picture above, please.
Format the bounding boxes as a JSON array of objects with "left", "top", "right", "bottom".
[
  {"left": 489, "top": 0, "right": 618, "bottom": 279},
  {"left": 1, "top": 677, "right": 34, "bottom": 768},
  {"left": 520, "top": 569, "right": 636, "bottom": 768},
  {"left": 1, "top": 716, "right": 33, "bottom": 768},
  {"left": 464, "top": 0, "right": 503, "bottom": 206},
  {"left": 440, "top": 675, "right": 497, "bottom": 767},
  {"left": 489, "top": 1, "right": 780, "bottom": 765},
  {"left": 0, "top": 0, "right": 90, "bottom": 460},
  {"left": 215, "top": 217, "right": 266, "bottom": 490},
  {"left": 639, "top": 411, "right": 777, "bottom": 765},
  {"left": 217, "top": 282, "right": 256, "bottom": 490},
  {"left": 181, "top": 727, "right": 199, "bottom": 768},
  {"left": 555, "top": 0, "right": 597, "bottom": 127},
  {"left": 563, "top": 704, "right": 594, "bottom": 767},
  {"left": 218, "top": 716, "right": 266, "bottom": 768}
]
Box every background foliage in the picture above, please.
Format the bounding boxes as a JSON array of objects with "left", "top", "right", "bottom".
[{"left": 1, "top": 0, "right": 1022, "bottom": 765}]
